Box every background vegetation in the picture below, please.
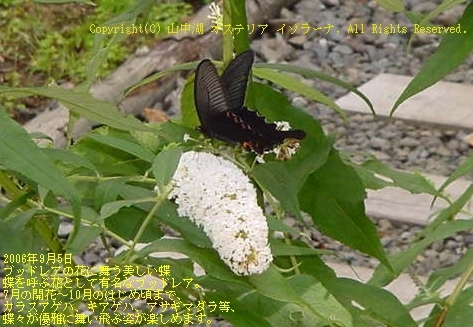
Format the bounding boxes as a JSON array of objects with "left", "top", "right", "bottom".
[{"left": 0, "top": 0, "right": 196, "bottom": 121}]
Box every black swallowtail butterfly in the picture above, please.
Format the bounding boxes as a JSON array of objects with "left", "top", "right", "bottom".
[{"left": 194, "top": 50, "right": 306, "bottom": 154}]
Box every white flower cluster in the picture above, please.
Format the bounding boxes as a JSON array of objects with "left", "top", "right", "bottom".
[
  {"left": 207, "top": 2, "right": 223, "bottom": 32},
  {"left": 168, "top": 151, "right": 272, "bottom": 275},
  {"left": 263, "top": 121, "right": 302, "bottom": 161}
]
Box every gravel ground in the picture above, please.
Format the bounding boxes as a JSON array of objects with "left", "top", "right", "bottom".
[{"left": 269, "top": 0, "right": 473, "bottom": 275}]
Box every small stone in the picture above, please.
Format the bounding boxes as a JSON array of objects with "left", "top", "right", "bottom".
[
  {"left": 58, "top": 220, "right": 73, "bottom": 237},
  {"left": 321, "top": 0, "right": 340, "bottom": 7},
  {"left": 423, "top": 248, "right": 438, "bottom": 259},
  {"left": 399, "top": 137, "right": 419, "bottom": 147},
  {"left": 292, "top": 96, "right": 309, "bottom": 108},
  {"left": 400, "top": 231, "right": 412, "bottom": 241},
  {"left": 288, "top": 35, "right": 308, "bottom": 47},
  {"left": 333, "top": 44, "right": 353, "bottom": 55},
  {"left": 377, "top": 219, "right": 393, "bottom": 231},
  {"left": 370, "top": 137, "right": 389, "bottom": 150}
]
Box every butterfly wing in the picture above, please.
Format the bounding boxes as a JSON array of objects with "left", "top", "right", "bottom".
[
  {"left": 194, "top": 52, "right": 306, "bottom": 154},
  {"left": 194, "top": 59, "right": 229, "bottom": 137},
  {"left": 235, "top": 107, "right": 306, "bottom": 153},
  {"left": 221, "top": 50, "right": 254, "bottom": 112}
]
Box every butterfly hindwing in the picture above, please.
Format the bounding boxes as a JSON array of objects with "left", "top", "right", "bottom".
[{"left": 235, "top": 107, "right": 306, "bottom": 153}]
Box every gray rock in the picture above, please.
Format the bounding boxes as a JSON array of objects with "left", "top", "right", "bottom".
[
  {"left": 370, "top": 137, "right": 390, "bottom": 150},
  {"left": 58, "top": 220, "right": 73, "bottom": 237}
]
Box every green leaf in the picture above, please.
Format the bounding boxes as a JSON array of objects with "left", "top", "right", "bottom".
[
  {"left": 424, "top": 249, "right": 473, "bottom": 295},
  {"left": 423, "top": 286, "right": 473, "bottom": 327},
  {"left": 100, "top": 198, "right": 155, "bottom": 220},
  {"left": 442, "top": 286, "right": 473, "bottom": 327},
  {"left": 229, "top": 0, "right": 250, "bottom": 53},
  {"left": 436, "top": 153, "right": 473, "bottom": 195},
  {"left": 374, "top": 0, "right": 405, "bottom": 12},
  {"left": 245, "top": 273, "right": 353, "bottom": 327},
  {"left": 289, "top": 135, "right": 334, "bottom": 190},
  {"left": 34, "top": 0, "right": 94, "bottom": 4},
  {"left": 152, "top": 146, "right": 182, "bottom": 191},
  {"left": 357, "top": 158, "right": 442, "bottom": 197},
  {"left": 267, "top": 216, "right": 301, "bottom": 235},
  {"left": 0, "top": 109, "right": 81, "bottom": 237},
  {"left": 255, "top": 62, "right": 374, "bottom": 115},
  {"left": 252, "top": 162, "right": 302, "bottom": 219},
  {"left": 249, "top": 266, "right": 308, "bottom": 305},
  {"left": 271, "top": 242, "right": 330, "bottom": 257},
  {"left": 351, "top": 162, "right": 393, "bottom": 190},
  {"left": 85, "top": 133, "right": 155, "bottom": 163},
  {"left": 71, "top": 133, "right": 149, "bottom": 176},
  {"left": 130, "top": 124, "right": 163, "bottom": 153},
  {"left": 93, "top": 178, "right": 127, "bottom": 211},
  {"left": 181, "top": 77, "right": 199, "bottom": 128},
  {"left": 427, "top": 182, "right": 473, "bottom": 231},
  {"left": 299, "top": 150, "right": 391, "bottom": 269},
  {"left": 0, "top": 86, "right": 151, "bottom": 133},
  {"left": 391, "top": 2, "right": 473, "bottom": 114},
  {"left": 370, "top": 219, "right": 473, "bottom": 286},
  {"left": 0, "top": 191, "right": 35, "bottom": 220},
  {"left": 417, "top": 0, "right": 466, "bottom": 32},
  {"left": 292, "top": 275, "right": 353, "bottom": 327},
  {"left": 118, "top": 185, "right": 211, "bottom": 247},
  {"left": 326, "top": 278, "right": 416, "bottom": 327},
  {"left": 105, "top": 205, "right": 163, "bottom": 242},
  {"left": 137, "top": 238, "right": 248, "bottom": 285},
  {"left": 207, "top": 291, "right": 273, "bottom": 327},
  {"left": 67, "top": 225, "right": 103, "bottom": 254},
  {"left": 41, "top": 148, "right": 97, "bottom": 173},
  {"left": 156, "top": 120, "right": 197, "bottom": 144},
  {"left": 85, "top": 0, "right": 153, "bottom": 83},
  {"left": 0, "top": 210, "right": 44, "bottom": 255},
  {"left": 253, "top": 67, "right": 347, "bottom": 119}
]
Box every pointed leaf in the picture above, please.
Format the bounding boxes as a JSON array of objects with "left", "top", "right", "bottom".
[
  {"left": 375, "top": 0, "right": 405, "bottom": 12},
  {"left": 0, "top": 109, "right": 81, "bottom": 228},
  {"left": 86, "top": 133, "right": 155, "bottom": 162},
  {"left": 299, "top": 150, "right": 390, "bottom": 268},
  {"left": 358, "top": 158, "right": 442, "bottom": 196},
  {"left": 100, "top": 198, "right": 155, "bottom": 220},
  {"left": 370, "top": 219, "right": 473, "bottom": 286},
  {"left": 326, "top": 278, "right": 416, "bottom": 327},
  {"left": 42, "top": 148, "right": 97, "bottom": 173},
  {"left": 246, "top": 273, "right": 353, "bottom": 327},
  {"left": 152, "top": 146, "right": 182, "bottom": 191},
  {"left": 252, "top": 162, "right": 302, "bottom": 219},
  {"left": 255, "top": 62, "right": 374, "bottom": 115},
  {"left": 392, "top": 2, "right": 473, "bottom": 114},
  {"left": 253, "top": 68, "right": 347, "bottom": 119},
  {"left": 0, "top": 86, "right": 151, "bottom": 133},
  {"left": 436, "top": 153, "right": 473, "bottom": 194}
]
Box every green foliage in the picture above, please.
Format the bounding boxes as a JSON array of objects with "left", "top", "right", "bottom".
[
  {"left": 1, "top": 1, "right": 473, "bottom": 327},
  {"left": 1, "top": 0, "right": 192, "bottom": 85}
]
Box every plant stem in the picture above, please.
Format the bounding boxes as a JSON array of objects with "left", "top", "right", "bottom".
[
  {"left": 434, "top": 257, "right": 473, "bottom": 327},
  {"left": 222, "top": 0, "right": 233, "bottom": 63},
  {"left": 124, "top": 187, "right": 171, "bottom": 263}
]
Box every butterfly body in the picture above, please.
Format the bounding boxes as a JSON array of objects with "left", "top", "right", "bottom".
[{"left": 194, "top": 50, "right": 306, "bottom": 154}]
